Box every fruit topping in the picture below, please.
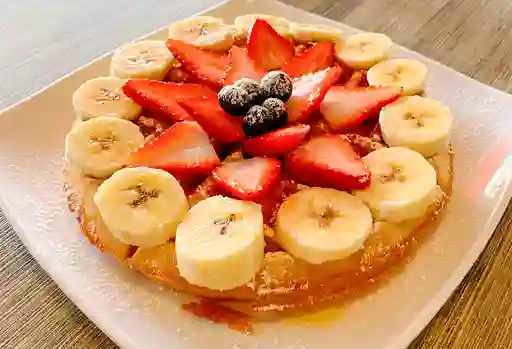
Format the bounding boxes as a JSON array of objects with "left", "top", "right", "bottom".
[
  {"left": 286, "top": 66, "right": 342, "bottom": 123},
  {"left": 175, "top": 195, "right": 264, "bottom": 291},
  {"left": 126, "top": 121, "right": 220, "bottom": 175},
  {"left": 285, "top": 135, "right": 371, "bottom": 191},
  {"left": 123, "top": 79, "right": 193, "bottom": 122},
  {"left": 260, "top": 71, "right": 293, "bottom": 101},
  {"left": 94, "top": 167, "right": 189, "bottom": 248},
  {"left": 242, "top": 124, "right": 311, "bottom": 157},
  {"left": 242, "top": 105, "right": 275, "bottom": 137},
  {"left": 235, "top": 78, "right": 262, "bottom": 104},
  {"left": 261, "top": 98, "right": 288, "bottom": 126},
  {"left": 212, "top": 157, "right": 282, "bottom": 200},
  {"left": 319, "top": 85, "right": 402, "bottom": 133},
  {"left": 223, "top": 46, "right": 266, "bottom": 85},
  {"left": 218, "top": 85, "right": 254, "bottom": 116},
  {"left": 166, "top": 39, "right": 228, "bottom": 88},
  {"left": 247, "top": 19, "right": 294, "bottom": 71},
  {"left": 282, "top": 40, "right": 334, "bottom": 78}
]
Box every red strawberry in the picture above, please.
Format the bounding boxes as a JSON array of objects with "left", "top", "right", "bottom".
[
  {"left": 320, "top": 86, "right": 401, "bottom": 133},
  {"left": 248, "top": 19, "right": 294, "bottom": 71},
  {"left": 126, "top": 121, "right": 220, "bottom": 175},
  {"left": 123, "top": 79, "right": 193, "bottom": 122},
  {"left": 286, "top": 66, "right": 342, "bottom": 123},
  {"left": 166, "top": 39, "right": 228, "bottom": 88},
  {"left": 223, "top": 46, "right": 266, "bottom": 85},
  {"left": 282, "top": 41, "right": 334, "bottom": 78},
  {"left": 166, "top": 66, "right": 195, "bottom": 83},
  {"left": 177, "top": 95, "right": 245, "bottom": 143},
  {"left": 124, "top": 80, "right": 244, "bottom": 143},
  {"left": 242, "top": 124, "right": 311, "bottom": 156},
  {"left": 285, "top": 135, "right": 371, "bottom": 190},
  {"left": 212, "top": 157, "right": 282, "bottom": 200}
]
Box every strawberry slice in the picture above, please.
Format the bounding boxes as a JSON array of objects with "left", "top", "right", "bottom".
[
  {"left": 166, "top": 39, "right": 228, "bottom": 88},
  {"left": 212, "top": 157, "right": 282, "bottom": 200},
  {"left": 123, "top": 79, "right": 193, "bottom": 122},
  {"left": 177, "top": 95, "right": 245, "bottom": 143},
  {"left": 127, "top": 121, "right": 220, "bottom": 175},
  {"left": 124, "top": 80, "right": 244, "bottom": 143},
  {"left": 286, "top": 66, "right": 342, "bottom": 123},
  {"left": 320, "top": 86, "right": 401, "bottom": 133},
  {"left": 282, "top": 41, "right": 334, "bottom": 78},
  {"left": 242, "top": 124, "right": 311, "bottom": 156},
  {"left": 285, "top": 135, "right": 371, "bottom": 190},
  {"left": 248, "top": 19, "right": 294, "bottom": 71},
  {"left": 223, "top": 46, "right": 266, "bottom": 85}
]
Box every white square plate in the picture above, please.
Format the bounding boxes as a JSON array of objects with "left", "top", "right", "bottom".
[{"left": 1, "top": 0, "right": 511, "bottom": 348}]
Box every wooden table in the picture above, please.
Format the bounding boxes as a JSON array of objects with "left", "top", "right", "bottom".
[{"left": 0, "top": 0, "right": 511, "bottom": 348}]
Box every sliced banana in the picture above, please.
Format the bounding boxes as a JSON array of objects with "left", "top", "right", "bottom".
[
  {"left": 380, "top": 96, "right": 454, "bottom": 157},
  {"left": 290, "top": 23, "right": 343, "bottom": 43},
  {"left": 168, "top": 16, "right": 235, "bottom": 52},
  {"left": 234, "top": 14, "right": 291, "bottom": 40},
  {"left": 354, "top": 147, "right": 438, "bottom": 222},
  {"left": 175, "top": 196, "right": 264, "bottom": 291},
  {"left": 367, "top": 58, "right": 428, "bottom": 95},
  {"left": 65, "top": 117, "right": 144, "bottom": 178},
  {"left": 335, "top": 32, "right": 392, "bottom": 69},
  {"left": 72, "top": 76, "right": 142, "bottom": 121},
  {"left": 276, "top": 187, "right": 373, "bottom": 265},
  {"left": 94, "top": 167, "right": 189, "bottom": 248},
  {"left": 110, "top": 40, "right": 175, "bottom": 80}
]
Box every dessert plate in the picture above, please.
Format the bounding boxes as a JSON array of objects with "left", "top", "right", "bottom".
[{"left": 0, "top": 0, "right": 511, "bottom": 348}]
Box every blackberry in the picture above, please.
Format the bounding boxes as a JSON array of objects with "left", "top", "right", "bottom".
[
  {"left": 260, "top": 71, "right": 293, "bottom": 101},
  {"left": 218, "top": 85, "right": 252, "bottom": 116},
  {"left": 262, "top": 98, "right": 288, "bottom": 128},
  {"left": 234, "top": 78, "right": 262, "bottom": 105},
  {"left": 242, "top": 105, "right": 275, "bottom": 137}
]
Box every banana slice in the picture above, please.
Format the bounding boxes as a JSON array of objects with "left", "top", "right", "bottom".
[
  {"left": 290, "top": 23, "right": 343, "bottom": 43},
  {"left": 276, "top": 187, "right": 373, "bottom": 265},
  {"left": 175, "top": 196, "right": 264, "bottom": 291},
  {"left": 73, "top": 76, "right": 142, "bottom": 121},
  {"left": 94, "top": 167, "right": 189, "bottom": 248},
  {"left": 168, "top": 16, "right": 235, "bottom": 52},
  {"left": 354, "top": 147, "right": 438, "bottom": 222},
  {"left": 234, "top": 14, "right": 291, "bottom": 40},
  {"left": 335, "top": 32, "right": 392, "bottom": 69},
  {"left": 366, "top": 58, "right": 428, "bottom": 95},
  {"left": 380, "top": 96, "right": 454, "bottom": 157},
  {"left": 110, "top": 40, "right": 175, "bottom": 80},
  {"left": 65, "top": 117, "right": 144, "bottom": 178}
]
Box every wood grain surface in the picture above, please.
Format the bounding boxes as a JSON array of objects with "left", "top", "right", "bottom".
[{"left": 0, "top": 0, "right": 511, "bottom": 348}]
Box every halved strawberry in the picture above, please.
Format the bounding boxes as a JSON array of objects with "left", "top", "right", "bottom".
[
  {"left": 127, "top": 121, "right": 220, "bottom": 175},
  {"left": 123, "top": 79, "right": 193, "bottom": 122},
  {"left": 166, "top": 39, "right": 228, "bottom": 88},
  {"left": 212, "top": 157, "right": 281, "bottom": 201},
  {"left": 285, "top": 135, "right": 371, "bottom": 190},
  {"left": 177, "top": 95, "right": 245, "bottom": 143},
  {"left": 242, "top": 124, "right": 311, "bottom": 156},
  {"left": 319, "top": 86, "right": 401, "bottom": 133},
  {"left": 124, "top": 80, "right": 244, "bottom": 143},
  {"left": 282, "top": 41, "right": 334, "bottom": 78},
  {"left": 223, "top": 46, "right": 266, "bottom": 85},
  {"left": 247, "top": 19, "right": 294, "bottom": 71},
  {"left": 286, "top": 66, "right": 342, "bottom": 123}
]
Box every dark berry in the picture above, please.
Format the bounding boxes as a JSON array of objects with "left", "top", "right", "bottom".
[
  {"left": 262, "top": 98, "right": 288, "bottom": 127},
  {"left": 218, "top": 85, "right": 252, "bottom": 116},
  {"left": 243, "top": 105, "right": 275, "bottom": 137},
  {"left": 260, "top": 71, "right": 293, "bottom": 101},
  {"left": 235, "top": 78, "right": 262, "bottom": 104}
]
